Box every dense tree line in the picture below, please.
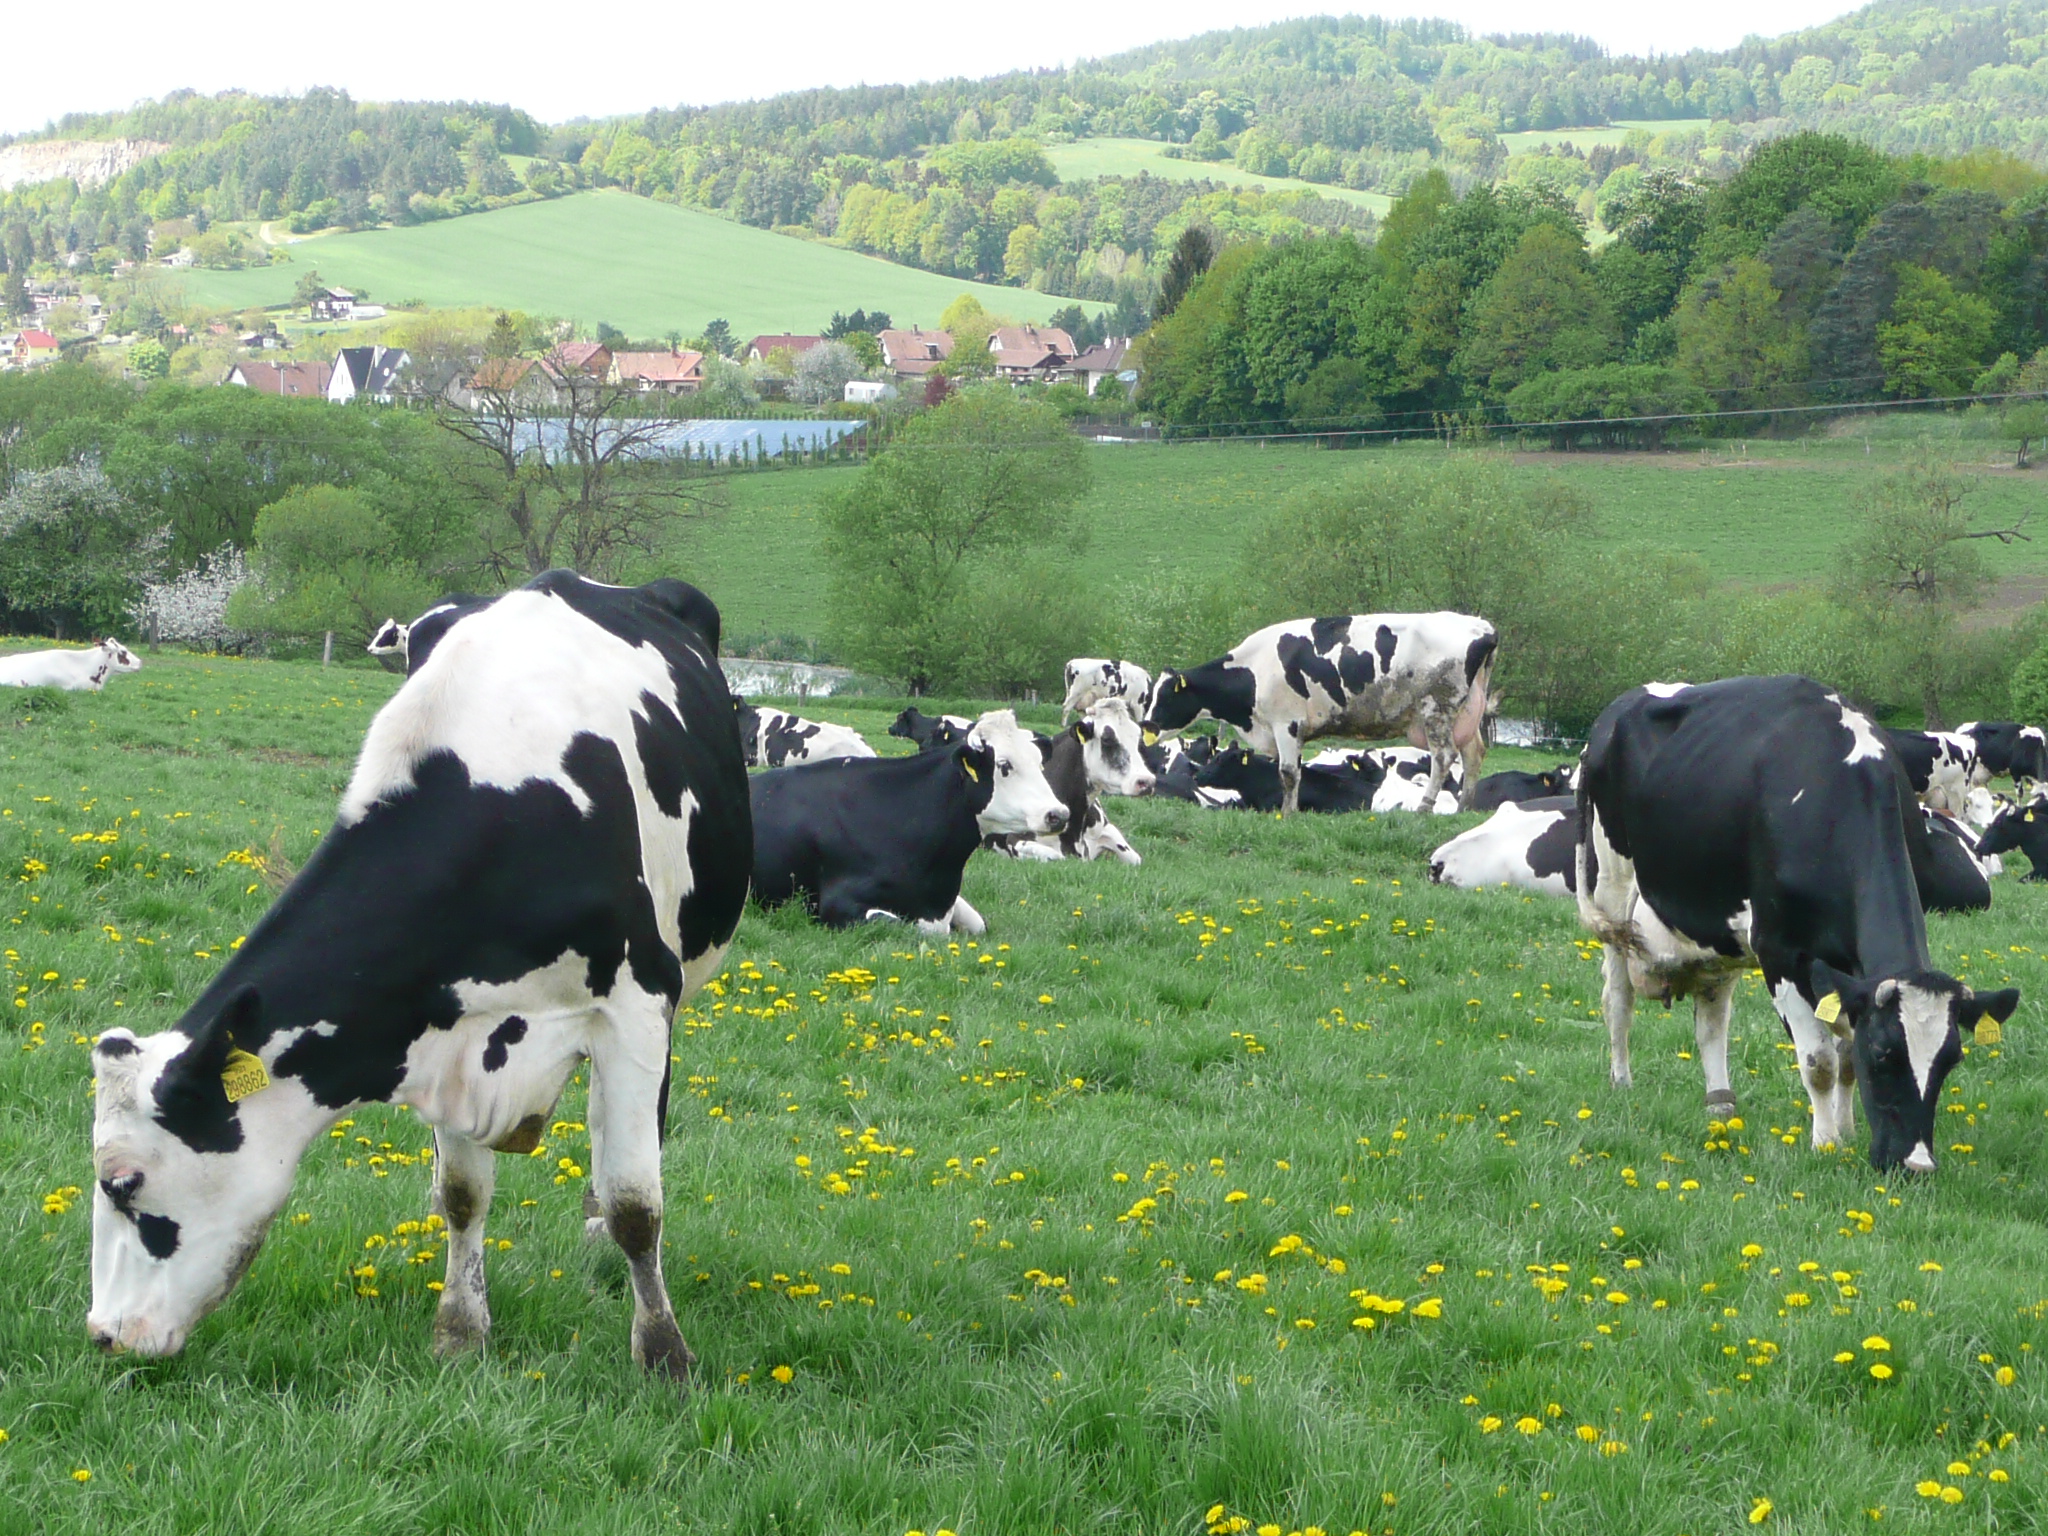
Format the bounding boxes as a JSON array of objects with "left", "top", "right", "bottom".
[{"left": 1139, "top": 135, "right": 2048, "bottom": 435}]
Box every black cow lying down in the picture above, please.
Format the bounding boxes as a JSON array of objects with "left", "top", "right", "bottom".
[
  {"left": 888, "top": 707, "right": 973, "bottom": 753},
  {"left": 1577, "top": 675, "right": 2018, "bottom": 1172},
  {"left": 1188, "top": 746, "right": 1382, "bottom": 813},
  {"left": 91, "top": 571, "right": 751, "bottom": 1374},
  {"left": 751, "top": 710, "right": 1065, "bottom": 935},
  {"left": 1470, "top": 765, "right": 1576, "bottom": 811}
]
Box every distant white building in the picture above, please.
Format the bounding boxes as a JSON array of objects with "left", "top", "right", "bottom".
[
  {"left": 844, "top": 380, "right": 896, "bottom": 404},
  {"left": 328, "top": 345, "right": 411, "bottom": 404}
]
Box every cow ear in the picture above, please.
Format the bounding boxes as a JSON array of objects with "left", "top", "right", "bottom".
[
  {"left": 157, "top": 988, "right": 258, "bottom": 1101},
  {"left": 1077, "top": 720, "right": 1096, "bottom": 741},
  {"left": 1963, "top": 988, "right": 2021, "bottom": 1033},
  {"left": 1807, "top": 960, "right": 1872, "bottom": 1026}
]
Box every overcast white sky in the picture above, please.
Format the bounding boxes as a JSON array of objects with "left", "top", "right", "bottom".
[{"left": 6, "top": 0, "right": 1865, "bottom": 137}]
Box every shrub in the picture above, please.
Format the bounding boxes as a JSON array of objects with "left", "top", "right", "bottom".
[
  {"left": 1505, "top": 364, "right": 1709, "bottom": 449},
  {"left": 0, "top": 466, "right": 169, "bottom": 638}
]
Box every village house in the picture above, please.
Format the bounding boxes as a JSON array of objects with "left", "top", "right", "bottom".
[
  {"left": 549, "top": 340, "right": 612, "bottom": 377},
  {"left": 877, "top": 327, "right": 953, "bottom": 385},
  {"left": 225, "top": 358, "right": 334, "bottom": 398},
  {"left": 746, "top": 333, "right": 821, "bottom": 366},
  {"left": 987, "top": 324, "right": 1076, "bottom": 382},
  {"left": 1059, "top": 337, "right": 1134, "bottom": 395},
  {"left": 455, "top": 354, "right": 571, "bottom": 411},
  {"left": 328, "top": 345, "right": 411, "bottom": 405},
  {"left": 2, "top": 329, "right": 62, "bottom": 369},
  {"left": 308, "top": 287, "right": 358, "bottom": 321},
  {"left": 609, "top": 349, "right": 705, "bottom": 395}
]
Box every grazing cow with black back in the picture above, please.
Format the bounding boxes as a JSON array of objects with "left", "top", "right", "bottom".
[
  {"left": 1144, "top": 613, "right": 1496, "bottom": 815},
  {"left": 1882, "top": 728, "right": 1979, "bottom": 814},
  {"left": 1577, "top": 675, "right": 2018, "bottom": 1172},
  {"left": 888, "top": 707, "right": 973, "bottom": 753},
  {"left": 1061, "top": 658, "right": 1154, "bottom": 725},
  {"left": 0, "top": 638, "right": 141, "bottom": 691},
  {"left": 732, "top": 699, "right": 876, "bottom": 768},
  {"left": 1470, "top": 765, "right": 1577, "bottom": 811},
  {"left": 1430, "top": 797, "right": 1578, "bottom": 896},
  {"left": 1957, "top": 721, "right": 2048, "bottom": 785},
  {"left": 1976, "top": 791, "right": 2048, "bottom": 879},
  {"left": 751, "top": 710, "right": 1064, "bottom": 935},
  {"left": 88, "top": 571, "right": 750, "bottom": 1373}
]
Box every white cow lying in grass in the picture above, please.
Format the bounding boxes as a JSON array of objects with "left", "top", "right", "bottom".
[{"left": 0, "top": 638, "right": 141, "bottom": 691}]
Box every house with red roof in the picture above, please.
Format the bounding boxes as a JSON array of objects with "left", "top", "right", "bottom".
[
  {"left": 986, "top": 324, "right": 1077, "bottom": 381},
  {"left": 609, "top": 350, "right": 705, "bottom": 395},
  {"left": 224, "top": 358, "right": 334, "bottom": 398},
  {"left": 3, "top": 329, "right": 61, "bottom": 369}
]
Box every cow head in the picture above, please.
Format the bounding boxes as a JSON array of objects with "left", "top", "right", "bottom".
[
  {"left": 1974, "top": 793, "right": 2045, "bottom": 860},
  {"left": 365, "top": 618, "right": 409, "bottom": 657},
  {"left": 1142, "top": 670, "right": 1203, "bottom": 735},
  {"left": 88, "top": 990, "right": 301, "bottom": 1356},
  {"left": 1078, "top": 700, "right": 1155, "bottom": 796},
  {"left": 1810, "top": 959, "right": 2019, "bottom": 1173},
  {"left": 966, "top": 710, "right": 1067, "bottom": 837},
  {"left": 100, "top": 639, "right": 142, "bottom": 673}
]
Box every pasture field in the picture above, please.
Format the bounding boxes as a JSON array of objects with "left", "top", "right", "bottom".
[
  {"left": 1498, "top": 121, "right": 1714, "bottom": 156},
  {"left": 0, "top": 646, "right": 2045, "bottom": 1535},
  {"left": 174, "top": 192, "right": 1093, "bottom": 337},
  {"left": 1044, "top": 140, "right": 1394, "bottom": 215},
  {"left": 681, "top": 439, "right": 2048, "bottom": 648}
]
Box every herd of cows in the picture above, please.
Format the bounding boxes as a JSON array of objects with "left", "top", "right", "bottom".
[{"left": 0, "top": 573, "right": 2034, "bottom": 1378}]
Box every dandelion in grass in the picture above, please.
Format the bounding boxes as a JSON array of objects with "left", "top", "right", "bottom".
[
  {"left": 1870, "top": 1363, "right": 1894, "bottom": 1381},
  {"left": 1940, "top": 1487, "right": 1964, "bottom": 1504},
  {"left": 1480, "top": 1416, "right": 1502, "bottom": 1433},
  {"left": 71, "top": 1469, "right": 90, "bottom": 1483},
  {"left": 1917, "top": 1482, "right": 1943, "bottom": 1499},
  {"left": 770, "top": 1365, "right": 794, "bottom": 1384},
  {"left": 1748, "top": 1498, "right": 1773, "bottom": 1523},
  {"left": 1516, "top": 1417, "right": 1542, "bottom": 1435}
]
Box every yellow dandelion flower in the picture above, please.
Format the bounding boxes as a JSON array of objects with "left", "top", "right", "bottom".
[
  {"left": 1413, "top": 1297, "right": 1443, "bottom": 1319},
  {"left": 1996, "top": 1366, "right": 2016, "bottom": 1386},
  {"left": 1749, "top": 1497, "right": 1772, "bottom": 1523},
  {"left": 1989, "top": 1470, "right": 2010, "bottom": 1484},
  {"left": 770, "top": 1364, "right": 794, "bottom": 1384},
  {"left": 71, "top": 1469, "right": 91, "bottom": 1483},
  {"left": 1870, "top": 1363, "right": 1894, "bottom": 1381},
  {"left": 1834, "top": 1352, "right": 1856, "bottom": 1364},
  {"left": 1479, "top": 1416, "right": 1502, "bottom": 1433},
  {"left": 1515, "top": 1417, "right": 1542, "bottom": 1436},
  {"left": 1576, "top": 1424, "right": 1600, "bottom": 1443},
  {"left": 1863, "top": 1336, "right": 1891, "bottom": 1351},
  {"left": 1947, "top": 1463, "right": 1971, "bottom": 1477},
  {"left": 1916, "top": 1482, "right": 1942, "bottom": 1498},
  {"left": 1939, "top": 1487, "right": 1964, "bottom": 1505}
]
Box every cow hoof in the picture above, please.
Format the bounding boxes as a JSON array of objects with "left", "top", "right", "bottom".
[
  {"left": 634, "top": 1318, "right": 695, "bottom": 1380},
  {"left": 432, "top": 1313, "right": 489, "bottom": 1357},
  {"left": 1609, "top": 1072, "right": 1632, "bottom": 1090},
  {"left": 584, "top": 1216, "right": 609, "bottom": 1242},
  {"left": 1705, "top": 1091, "right": 1738, "bottom": 1116}
]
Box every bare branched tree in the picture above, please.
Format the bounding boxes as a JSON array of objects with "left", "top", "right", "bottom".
[{"left": 418, "top": 348, "right": 708, "bottom": 580}]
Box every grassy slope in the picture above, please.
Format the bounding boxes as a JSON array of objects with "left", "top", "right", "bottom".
[
  {"left": 1046, "top": 138, "right": 1394, "bottom": 215},
  {"left": 0, "top": 650, "right": 2043, "bottom": 1534},
  {"left": 177, "top": 192, "right": 1095, "bottom": 335},
  {"left": 1498, "top": 119, "right": 1712, "bottom": 156},
  {"left": 677, "top": 440, "right": 2048, "bottom": 648}
]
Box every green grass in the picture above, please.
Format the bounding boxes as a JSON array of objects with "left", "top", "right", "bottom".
[
  {"left": 1499, "top": 120, "right": 1713, "bottom": 156},
  {"left": 677, "top": 439, "right": 2048, "bottom": 647},
  {"left": 0, "top": 647, "right": 2044, "bottom": 1534},
  {"left": 1045, "top": 139, "right": 1393, "bottom": 215},
  {"left": 175, "top": 192, "right": 1093, "bottom": 335}
]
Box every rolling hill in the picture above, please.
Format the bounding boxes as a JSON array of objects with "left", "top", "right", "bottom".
[
  {"left": 175, "top": 191, "right": 1096, "bottom": 335},
  {"left": 1044, "top": 138, "right": 1393, "bottom": 214}
]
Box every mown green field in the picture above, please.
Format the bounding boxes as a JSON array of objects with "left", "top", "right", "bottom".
[
  {"left": 1045, "top": 139, "right": 1394, "bottom": 215},
  {"left": 0, "top": 647, "right": 2044, "bottom": 1534},
  {"left": 679, "top": 439, "right": 2048, "bottom": 649},
  {"left": 176, "top": 192, "right": 1091, "bottom": 336},
  {"left": 1497, "top": 120, "right": 1713, "bottom": 156}
]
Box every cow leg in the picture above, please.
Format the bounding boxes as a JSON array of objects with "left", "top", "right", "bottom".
[
  {"left": 431, "top": 1130, "right": 497, "bottom": 1356},
  {"left": 1695, "top": 977, "right": 1738, "bottom": 1118},
  {"left": 588, "top": 1018, "right": 694, "bottom": 1379},
  {"left": 1602, "top": 946, "right": 1636, "bottom": 1089},
  {"left": 1276, "top": 728, "right": 1303, "bottom": 816},
  {"left": 1771, "top": 979, "right": 1854, "bottom": 1150},
  {"left": 948, "top": 896, "right": 986, "bottom": 935},
  {"left": 1419, "top": 714, "right": 1457, "bottom": 810},
  {"left": 1456, "top": 732, "right": 1486, "bottom": 812}
]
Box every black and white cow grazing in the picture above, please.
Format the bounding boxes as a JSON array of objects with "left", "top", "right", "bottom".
[
  {"left": 1975, "top": 792, "right": 2048, "bottom": 879},
  {"left": 1430, "top": 797, "right": 1578, "bottom": 896},
  {"left": 751, "top": 710, "right": 1065, "bottom": 934},
  {"left": 1470, "top": 765, "right": 1577, "bottom": 812},
  {"left": 1881, "top": 728, "right": 1979, "bottom": 814},
  {"left": 1577, "top": 675, "right": 2018, "bottom": 1172},
  {"left": 1060, "top": 658, "right": 1154, "bottom": 725},
  {"left": 986, "top": 700, "right": 1156, "bottom": 862},
  {"left": 1917, "top": 809, "right": 1995, "bottom": 912},
  {"left": 1189, "top": 746, "right": 1381, "bottom": 814},
  {"left": 1957, "top": 721, "right": 2047, "bottom": 785},
  {"left": 1144, "top": 612, "right": 1496, "bottom": 815},
  {"left": 887, "top": 707, "right": 973, "bottom": 753},
  {"left": 732, "top": 698, "right": 876, "bottom": 768},
  {"left": 89, "top": 571, "right": 751, "bottom": 1373}
]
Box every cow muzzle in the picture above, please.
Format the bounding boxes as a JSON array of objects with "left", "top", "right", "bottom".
[{"left": 1043, "top": 806, "right": 1069, "bottom": 834}]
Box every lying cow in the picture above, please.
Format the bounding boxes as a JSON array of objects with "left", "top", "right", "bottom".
[
  {"left": 1470, "top": 765, "right": 1576, "bottom": 811},
  {"left": 1882, "top": 728, "right": 1978, "bottom": 814},
  {"left": 1061, "top": 658, "right": 1153, "bottom": 725},
  {"left": 89, "top": 571, "right": 751, "bottom": 1375},
  {"left": 732, "top": 698, "right": 876, "bottom": 768},
  {"left": 888, "top": 707, "right": 973, "bottom": 753},
  {"left": 1145, "top": 613, "right": 1496, "bottom": 815},
  {"left": 986, "top": 700, "right": 1155, "bottom": 862},
  {"left": 0, "top": 637, "right": 141, "bottom": 691},
  {"left": 1919, "top": 808, "right": 1997, "bottom": 912},
  {"left": 1957, "top": 720, "right": 2047, "bottom": 785},
  {"left": 1577, "top": 675, "right": 2018, "bottom": 1171},
  {"left": 1189, "top": 746, "right": 1380, "bottom": 814},
  {"left": 1976, "top": 792, "right": 2048, "bottom": 879},
  {"left": 1430, "top": 797, "right": 1578, "bottom": 896},
  {"left": 1142, "top": 732, "right": 1218, "bottom": 781},
  {"left": 751, "top": 710, "right": 1064, "bottom": 934}
]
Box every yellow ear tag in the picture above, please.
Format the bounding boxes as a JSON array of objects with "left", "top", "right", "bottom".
[
  {"left": 221, "top": 1048, "right": 269, "bottom": 1103},
  {"left": 1813, "top": 992, "right": 1842, "bottom": 1025},
  {"left": 961, "top": 759, "right": 979, "bottom": 782},
  {"left": 1142, "top": 730, "right": 1159, "bottom": 746},
  {"left": 2027, "top": 810, "right": 2036, "bottom": 822},
  {"left": 1977, "top": 1017, "right": 2003, "bottom": 1046}
]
